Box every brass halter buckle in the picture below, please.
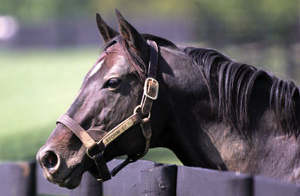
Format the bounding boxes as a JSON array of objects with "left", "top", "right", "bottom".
[{"left": 144, "top": 78, "right": 159, "bottom": 100}]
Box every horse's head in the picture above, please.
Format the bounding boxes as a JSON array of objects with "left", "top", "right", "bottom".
[{"left": 36, "top": 10, "right": 160, "bottom": 189}]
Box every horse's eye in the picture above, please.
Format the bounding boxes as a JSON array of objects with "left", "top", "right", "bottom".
[{"left": 105, "top": 78, "right": 121, "bottom": 90}]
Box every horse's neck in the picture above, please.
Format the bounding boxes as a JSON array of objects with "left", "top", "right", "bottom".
[
  {"left": 166, "top": 101, "right": 300, "bottom": 182},
  {"left": 205, "top": 109, "right": 300, "bottom": 180},
  {"left": 158, "top": 48, "right": 300, "bottom": 183},
  {"left": 157, "top": 47, "right": 215, "bottom": 167}
]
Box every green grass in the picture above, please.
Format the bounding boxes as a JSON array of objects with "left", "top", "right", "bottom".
[
  {"left": 0, "top": 48, "right": 95, "bottom": 160},
  {"left": 0, "top": 47, "right": 181, "bottom": 164}
]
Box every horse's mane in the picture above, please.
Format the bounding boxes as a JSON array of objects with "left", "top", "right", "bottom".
[{"left": 184, "top": 47, "right": 300, "bottom": 137}]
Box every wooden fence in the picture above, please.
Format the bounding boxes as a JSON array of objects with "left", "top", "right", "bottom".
[{"left": 1, "top": 159, "right": 300, "bottom": 196}]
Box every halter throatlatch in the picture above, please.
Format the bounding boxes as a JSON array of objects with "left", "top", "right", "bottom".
[{"left": 56, "top": 40, "right": 159, "bottom": 181}]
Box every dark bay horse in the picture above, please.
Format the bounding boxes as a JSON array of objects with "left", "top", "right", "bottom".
[{"left": 37, "top": 10, "right": 300, "bottom": 189}]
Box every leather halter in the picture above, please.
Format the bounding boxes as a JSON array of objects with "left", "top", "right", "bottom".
[{"left": 57, "top": 40, "right": 159, "bottom": 181}]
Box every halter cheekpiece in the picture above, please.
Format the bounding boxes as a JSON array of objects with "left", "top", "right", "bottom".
[{"left": 56, "top": 40, "right": 159, "bottom": 181}]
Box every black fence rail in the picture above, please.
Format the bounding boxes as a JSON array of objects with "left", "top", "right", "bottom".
[{"left": 1, "top": 159, "right": 300, "bottom": 196}]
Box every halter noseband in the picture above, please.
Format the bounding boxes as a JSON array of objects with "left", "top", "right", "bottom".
[{"left": 56, "top": 40, "right": 159, "bottom": 181}]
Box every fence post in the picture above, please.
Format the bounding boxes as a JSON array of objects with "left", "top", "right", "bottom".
[
  {"left": 103, "top": 159, "right": 157, "bottom": 196},
  {"left": 0, "top": 161, "right": 36, "bottom": 196},
  {"left": 70, "top": 172, "right": 103, "bottom": 196},
  {"left": 176, "top": 165, "right": 252, "bottom": 196},
  {"left": 140, "top": 165, "right": 177, "bottom": 196}
]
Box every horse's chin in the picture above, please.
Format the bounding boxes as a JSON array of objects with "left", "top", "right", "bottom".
[
  {"left": 57, "top": 175, "right": 81, "bottom": 189},
  {"left": 58, "top": 170, "right": 83, "bottom": 189},
  {"left": 44, "top": 166, "right": 85, "bottom": 189}
]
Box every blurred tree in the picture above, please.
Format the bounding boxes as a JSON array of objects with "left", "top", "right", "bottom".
[
  {"left": 0, "top": 0, "right": 193, "bottom": 23},
  {"left": 192, "top": 0, "right": 298, "bottom": 43},
  {"left": 0, "top": 0, "right": 88, "bottom": 23},
  {"left": 0, "top": 0, "right": 298, "bottom": 78},
  {"left": 1, "top": 0, "right": 297, "bottom": 39},
  {"left": 193, "top": 0, "right": 299, "bottom": 79}
]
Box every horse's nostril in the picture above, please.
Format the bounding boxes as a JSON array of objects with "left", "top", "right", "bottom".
[{"left": 42, "top": 151, "right": 58, "bottom": 169}]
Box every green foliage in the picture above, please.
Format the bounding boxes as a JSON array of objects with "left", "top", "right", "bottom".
[
  {"left": 0, "top": 0, "right": 88, "bottom": 23},
  {"left": 1, "top": 0, "right": 298, "bottom": 31},
  {"left": 193, "top": 0, "right": 299, "bottom": 43},
  {"left": 1, "top": 0, "right": 297, "bottom": 47}
]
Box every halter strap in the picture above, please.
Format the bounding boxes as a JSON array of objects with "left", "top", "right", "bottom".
[
  {"left": 56, "top": 40, "right": 159, "bottom": 181},
  {"left": 57, "top": 115, "right": 96, "bottom": 149},
  {"left": 147, "top": 40, "right": 158, "bottom": 78}
]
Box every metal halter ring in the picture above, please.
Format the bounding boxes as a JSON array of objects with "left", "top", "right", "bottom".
[
  {"left": 86, "top": 145, "right": 102, "bottom": 159},
  {"left": 134, "top": 105, "right": 142, "bottom": 114},
  {"left": 134, "top": 105, "right": 151, "bottom": 119},
  {"left": 86, "top": 148, "right": 94, "bottom": 159}
]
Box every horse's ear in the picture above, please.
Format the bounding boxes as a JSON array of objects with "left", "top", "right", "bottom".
[
  {"left": 96, "top": 13, "right": 119, "bottom": 44},
  {"left": 115, "top": 9, "right": 148, "bottom": 64}
]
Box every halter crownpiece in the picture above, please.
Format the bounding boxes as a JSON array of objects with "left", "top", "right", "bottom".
[{"left": 56, "top": 40, "right": 159, "bottom": 181}]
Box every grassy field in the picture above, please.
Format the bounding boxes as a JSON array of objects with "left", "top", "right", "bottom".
[
  {"left": 0, "top": 48, "right": 93, "bottom": 160},
  {"left": 0, "top": 45, "right": 296, "bottom": 163},
  {"left": 0, "top": 47, "right": 181, "bottom": 164}
]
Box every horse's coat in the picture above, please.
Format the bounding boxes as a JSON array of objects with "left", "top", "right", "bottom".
[{"left": 36, "top": 10, "right": 300, "bottom": 189}]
